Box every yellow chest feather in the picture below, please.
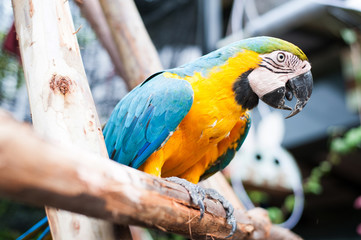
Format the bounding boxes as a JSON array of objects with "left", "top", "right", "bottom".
[{"left": 164, "top": 50, "right": 260, "bottom": 140}]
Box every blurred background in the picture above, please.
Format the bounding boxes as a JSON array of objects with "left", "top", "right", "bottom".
[{"left": 0, "top": 0, "right": 360, "bottom": 239}]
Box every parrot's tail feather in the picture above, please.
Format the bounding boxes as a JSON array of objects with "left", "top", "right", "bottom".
[
  {"left": 36, "top": 226, "right": 50, "bottom": 240},
  {"left": 17, "top": 216, "right": 49, "bottom": 240}
]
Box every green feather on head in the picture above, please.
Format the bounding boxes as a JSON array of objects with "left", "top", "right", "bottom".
[{"left": 233, "top": 36, "right": 308, "bottom": 61}]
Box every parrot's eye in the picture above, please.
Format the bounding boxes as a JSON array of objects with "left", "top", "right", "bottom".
[{"left": 277, "top": 52, "right": 285, "bottom": 62}]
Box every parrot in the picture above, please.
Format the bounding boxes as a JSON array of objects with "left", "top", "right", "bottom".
[{"left": 17, "top": 36, "right": 312, "bottom": 239}]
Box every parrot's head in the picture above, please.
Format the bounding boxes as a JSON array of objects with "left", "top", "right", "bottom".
[{"left": 232, "top": 36, "right": 313, "bottom": 118}]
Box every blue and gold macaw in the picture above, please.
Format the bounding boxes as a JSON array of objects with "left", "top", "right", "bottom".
[
  {"left": 104, "top": 36, "right": 312, "bottom": 184},
  {"left": 18, "top": 36, "right": 312, "bottom": 239}
]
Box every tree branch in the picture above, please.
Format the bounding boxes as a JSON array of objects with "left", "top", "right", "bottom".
[
  {"left": 74, "top": 0, "right": 126, "bottom": 83},
  {"left": 0, "top": 110, "right": 301, "bottom": 240},
  {"left": 98, "top": 0, "right": 163, "bottom": 89}
]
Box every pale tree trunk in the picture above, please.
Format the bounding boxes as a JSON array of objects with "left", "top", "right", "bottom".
[{"left": 11, "top": 0, "right": 124, "bottom": 239}]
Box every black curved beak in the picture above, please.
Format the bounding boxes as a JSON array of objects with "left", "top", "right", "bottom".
[{"left": 261, "top": 70, "right": 313, "bottom": 118}]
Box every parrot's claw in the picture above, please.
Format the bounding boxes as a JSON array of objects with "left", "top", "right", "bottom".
[
  {"left": 166, "top": 177, "right": 206, "bottom": 219},
  {"left": 204, "top": 188, "right": 236, "bottom": 238},
  {"left": 166, "top": 177, "right": 236, "bottom": 237}
]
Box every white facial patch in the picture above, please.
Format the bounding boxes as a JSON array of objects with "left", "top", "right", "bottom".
[
  {"left": 248, "top": 68, "right": 286, "bottom": 98},
  {"left": 248, "top": 51, "right": 311, "bottom": 98}
]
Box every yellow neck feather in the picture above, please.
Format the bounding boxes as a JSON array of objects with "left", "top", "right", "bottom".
[
  {"left": 165, "top": 49, "right": 260, "bottom": 90},
  {"left": 164, "top": 50, "right": 261, "bottom": 113}
]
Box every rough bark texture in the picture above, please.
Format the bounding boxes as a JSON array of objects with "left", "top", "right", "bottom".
[
  {"left": 11, "top": 0, "right": 121, "bottom": 239},
  {"left": 99, "top": 0, "right": 163, "bottom": 89},
  {"left": 0, "top": 111, "right": 302, "bottom": 240}
]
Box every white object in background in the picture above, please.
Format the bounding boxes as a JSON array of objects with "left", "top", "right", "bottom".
[{"left": 229, "top": 108, "right": 304, "bottom": 229}]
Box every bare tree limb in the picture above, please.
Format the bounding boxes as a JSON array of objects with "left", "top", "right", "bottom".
[
  {"left": 11, "top": 0, "right": 121, "bottom": 239},
  {"left": 0, "top": 110, "right": 301, "bottom": 240},
  {"left": 98, "top": 0, "right": 163, "bottom": 89},
  {"left": 74, "top": 0, "right": 126, "bottom": 83}
]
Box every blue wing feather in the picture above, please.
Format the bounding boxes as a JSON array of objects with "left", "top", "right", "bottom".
[
  {"left": 103, "top": 73, "right": 194, "bottom": 169},
  {"left": 131, "top": 128, "right": 170, "bottom": 169}
]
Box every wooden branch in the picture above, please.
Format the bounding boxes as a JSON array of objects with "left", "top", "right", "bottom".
[
  {"left": 0, "top": 110, "right": 301, "bottom": 240},
  {"left": 98, "top": 0, "right": 163, "bottom": 88},
  {"left": 11, "top": 0, "right": 120, "bottom": 239},
  {"left": 74, "top": 0, "right": 126, "bottom": 83},
  {"left": 269, "top": 225, "right": 302, "bottom": 240}
]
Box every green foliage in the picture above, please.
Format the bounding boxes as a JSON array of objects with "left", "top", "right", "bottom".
[
  {"left": 304, "top": 125, "right": 361, "bottom": 195},
  {"left": 285, "top": 195, "right": 295, "bottom": 213},
  {"left": 341, "top": 28, "right": 358, "bottom": 45},
  {"left": 244, "top": 125, "right": 361, "bottom": 225},
  {"left": 330, "top": 126, "right": 361, "bottom": 154},
  {"left": 248, "top": 190, "right": 269, "bottom": 204},
  {"left": 247, "top": 190, "right": 295, "bottom": 225},
  {"left": 303, "top": 176, "right": 323, "bottom": 195},
  {"left": 267, "top": 207, "right": 284, "bottom": 224}
]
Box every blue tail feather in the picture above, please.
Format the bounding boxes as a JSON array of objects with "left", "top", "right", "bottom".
[
  {"left": 37, "top": 226, "right": 50, "bottom": 240},
  {"left": 17, "top": 216, "right": 49, "bottom": 240}
]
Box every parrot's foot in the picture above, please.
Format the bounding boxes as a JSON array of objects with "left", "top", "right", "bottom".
[
  {"left": 166, "top": 177, "right": 206, "bottom": 218},
  {"left": 203, "top": 188, "right": 236, "bottom": 237},
  {"left": 165, "top": 177, "right": 236, "bottom": 237}
]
